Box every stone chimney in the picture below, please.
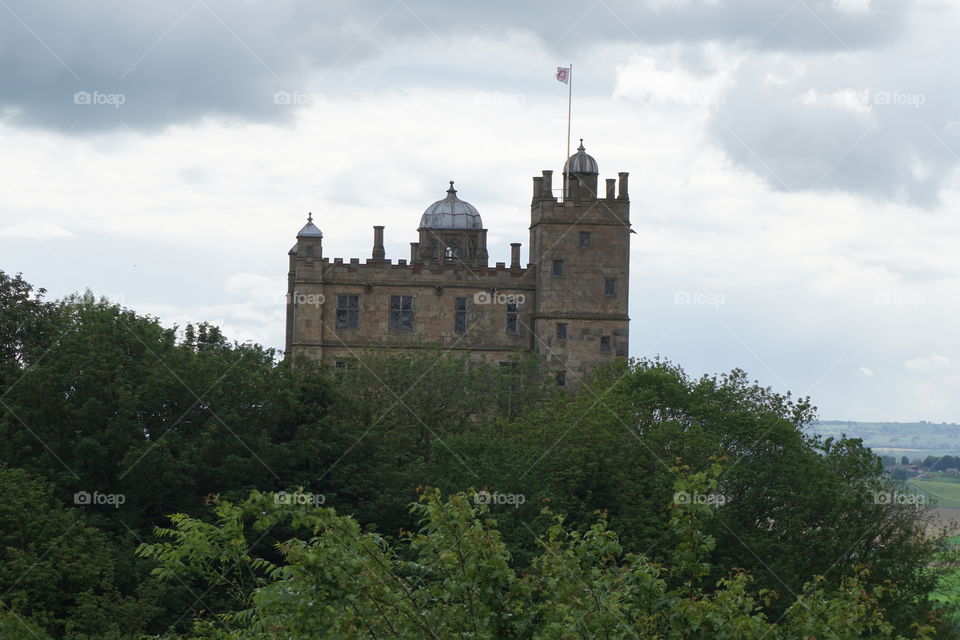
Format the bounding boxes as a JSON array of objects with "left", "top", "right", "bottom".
[
  {"left": 605, "top": 178, "right": 616, "bottom": 200},
  {"left": 372, "top": 225, "right": 385, "bottom": 260},
  {"left": 410, "top": 242, "right": 419, "bottom": 263},
  {"left": 618, "top": 172, "right": 629, "bottom": 200},
  {"left": 541, "top": 170, "right": 553, "bottom": 198},
  {"left": 510, "top": 243, "right": 521, "bottom": 268}
]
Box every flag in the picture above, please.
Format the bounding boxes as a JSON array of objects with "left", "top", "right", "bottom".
[{"left": 556, "top": 66, "right": 569, "bottom": 84}]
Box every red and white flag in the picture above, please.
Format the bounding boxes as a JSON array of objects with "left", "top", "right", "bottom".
[{"left": 556, "top": 66, "right": 570, "bottom": 84}]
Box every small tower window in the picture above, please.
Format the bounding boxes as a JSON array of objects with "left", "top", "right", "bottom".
[
  {"left": 305, "top": 245, "right": 314, "bottom": 257},
  {"left": 579, "top": 232, "right": 591, "bottom": 248},
  {"left": 556, "top": 370, "right": 566, "bottom": 387},
  {"left": 605, "top": 278, "right": 617, "bottom": 296},
  {"left": 389, "top": 295, "right": 414, "bottom": 331},
  {"left": 600, "top": 336, "right": 611, "bottom": 353},
  {"left": 336, "top": 295, "right": 359, "bottom": 329},
  {"left": 556, "top": 323, "right": 567, "bottom": 340},
  {"left": 454, "top": 297, "right": 468, "bottom": 333},
  {"left": 552, "top": 260, "right": 564, "bottom": 276},
  {"left": 505, "top": 301, "right": 519, "bottom": 334}
]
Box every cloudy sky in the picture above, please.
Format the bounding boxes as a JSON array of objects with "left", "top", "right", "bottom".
[{"left": 2, "top": 0, "right": 960, "bottom": 422}]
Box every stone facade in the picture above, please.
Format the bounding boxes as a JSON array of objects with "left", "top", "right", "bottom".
[{"left": 284, "top": 142, "right": 631, "bottom": 388}]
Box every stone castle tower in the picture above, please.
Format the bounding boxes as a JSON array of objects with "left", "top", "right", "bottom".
[{"left": 284, "top": 140, "right": 631, "bottom": 387}]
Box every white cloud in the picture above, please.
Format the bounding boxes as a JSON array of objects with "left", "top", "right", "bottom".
[
  {"left": 0, "top": 222, "right": 73, "bottom": 238},
  {"left": 904, "top": 354, "right": 952, "bottom": 373},
  {"left": 857, "top": 366, "right": 875, "bottom": 377},
  {"left": 832, "top": 0, "right": 873, "bottom": 14}
]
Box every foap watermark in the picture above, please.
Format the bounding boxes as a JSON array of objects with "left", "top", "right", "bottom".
[
  {"left": 473, "top": 291, "right": 525, "bottom": 306},
  {"left": 873, "top": 291, "right": 925, "bottom": 307},
  {"left": 474, "top": 490, "right": 525, "bottom": 508},
  {"left": 273, "top": 90, "right": 325, "bottom": 106},
  {"left": 74, "top": 490, "right": 126, "bottom": 508},
  {"left": 287, "top": 291, "right": 326, "bottom": 308},
  {"left": 275, "top": 490, "right": 326, "bottom": 507},
  {"left": 673, "top": 491, "right": 727, "bottom": 507},
  {"left": 474, "top": 91, "right": 526, "bottom": 108},
  {"left": 873, "top": 491, "right": 927, "bottom": 506},
  {"left": 872, "top": 90, "right": 925, "bottom": 108},
  {"left": 674, "top": 291, "right": 725, "bottom": 307},
  {"left": 73, "top": 91, "right": 125, "bottom": 108}
]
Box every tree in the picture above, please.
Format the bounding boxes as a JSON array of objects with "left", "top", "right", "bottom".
[
  {"left": 136, "top": 482, "right": 934, "bottom": 639},
  {"left": 505, "top": 358, "right": 946, "bottom": 634},
  {"left": 0, "top": 464, "right": 161, "bottom": 639}
]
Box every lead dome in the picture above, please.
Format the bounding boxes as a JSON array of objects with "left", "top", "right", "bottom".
[
  {"left": 418, "top": 181, "right": 483, "bottom": 230},
  {"left": 564, "top": 139, "right": 598, "bottom": 175}
]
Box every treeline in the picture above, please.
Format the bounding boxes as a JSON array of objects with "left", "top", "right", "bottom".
[
  {"left": 0, "top": 270, "right": 954, "bottom": 638},
  {"left": 922, "top": 455, "right": 960, "bottom": 471}
]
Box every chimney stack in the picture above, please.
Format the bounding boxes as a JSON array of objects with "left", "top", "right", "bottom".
[
  {"left": 541, "top": 170, "right": 553, "bottom": 198},
  {"left": 510, "top": 243, "right": 521, "bottom": 268},
  {"left": 410, "top": 242, "right": 419, "bottom": 263},
  {"left": 372, "top": 225, "right": 385, "bottom": 260},
  {"left": 605, "top": 178, "right": 616, "bottom": 200},
  {"left": 618, "top": 172, "right": 629, "bottom": 200},
  {"left": 533, "top": 176, "right": 543, "bottom": 200}
]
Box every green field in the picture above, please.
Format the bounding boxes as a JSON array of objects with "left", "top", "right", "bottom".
[{"left": 908, "top": 477, "right": 960, "bottom": 509}]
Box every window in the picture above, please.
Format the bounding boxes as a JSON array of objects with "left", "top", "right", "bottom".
[
  {"left": 506, "top": 301, "right": 518, "bottom": 334},
  {"left": 556, "top": 370, "right": 566, "bottom": 387},
  {"left": 600, "top": 336, "right": 611, "bottom": 353},
  {"left": 389, "top": 295, "right": 414, "bottom": 330},
  {"left": 579, "top": 232, "right": 591, "bottom": 248},
  {"left": 454, "top": 297, "right": 467, "bottom": 333},
  {"left": 335, "top": 295, "right": 359, "bottom": 329},
  {"left": 556, "top": 323, "right": 567, "bottom": 340},
  {"left": 305, "top": 245, "right": 314, "bottom": 257},
  {"left": 445, "top": 238, "right": 461, "bottom": 260},
  {"left": 335, "top": 357, "right": 357, "bottom": 370},
  {"left": 605, "top": 278, "right": 617, "bottom": 296},
  {"left": 552, "top": 260, "right": 564, "bottom": 276}
]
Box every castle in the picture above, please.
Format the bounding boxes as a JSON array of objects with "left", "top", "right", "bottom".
[{"left": 284, "top": 140, "right": 631, "bottom": 387}]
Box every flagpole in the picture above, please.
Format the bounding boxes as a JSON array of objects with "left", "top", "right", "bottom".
[{"left": 565, "top": 63, "right": 572, "bottom": 201}]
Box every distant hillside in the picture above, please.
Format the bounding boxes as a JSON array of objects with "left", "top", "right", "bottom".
[{"left": 807, "top": 420, "right": 960, "bottom": 457}]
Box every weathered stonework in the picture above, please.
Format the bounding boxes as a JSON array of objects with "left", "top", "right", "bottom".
[{"left": 284, "top": 143, "right": 631, "bottom": 388}]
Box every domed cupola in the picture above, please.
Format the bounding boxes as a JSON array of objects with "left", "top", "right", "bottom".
[
  {"left": 415, "top": 182, "right": 488, "bottom": 267},
  {"left": 292, "top": 212, "right": 323, "bottom": 259},
  {"left": 563, "top": 139, "right": 599, "bottom": 200},
  {"left": 418, "top": 181, "right": 483, "bottom": 230},
  {"left": 564, "top": 139, "right": 599, "bottom": 175},
  {"left": 297, "top": 212, "right": 323, "bottom": 238}
]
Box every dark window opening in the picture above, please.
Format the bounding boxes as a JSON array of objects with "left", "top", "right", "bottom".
[
  {"left": 556, "top": 323, "right": 567, "bottom": 340},
  {"left": 552, "top": 260, "right": 564, "bottom": 276},
  {"left": 600, "top": 336, "right": 611, "bottom": 353},
  {"left": 454, "top": 297, "right": 467, "bottom": 333},
  {"left": 335, "top": 357, "right": 358, "bottom": 370},
  {"left": 579, "top": 232, "right": 591, "bottom": 248},
  {"left": 389, "top": 295, "right": 414, "bottom": 330},
  {"left": 605, "top": 278, "right": 617, "bottom": 296},
  {"left": 335, "top": 295, "right": 359, "bottom": 329},
  {"left": 556, "top": 370, "right": 566, "bottom": 387},
  {"left": 506, "top": 301, "right": 518, "bottom": 334}
]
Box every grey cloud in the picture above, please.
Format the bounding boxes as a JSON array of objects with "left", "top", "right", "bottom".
[
  {"left": 0, "top": 0, "right": 911, "bottom": 132},
  {"left": 707, "top": 42, "right": 960, "bottom": 207}
]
